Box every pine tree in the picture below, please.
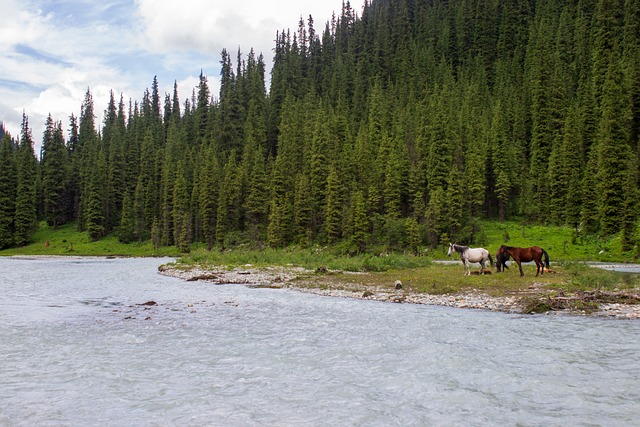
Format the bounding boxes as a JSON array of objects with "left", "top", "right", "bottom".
[
  {"left": 195, "top": 71, "right": 210, "bottom": 146},
  {"left": 173, "top": 160, "right": 191, "bottom": 252},
  {"left": 118, "top": 190, "right": 136, "bottom": 243},
  {"left": 425, "top": 186, "right": 445, "bottom": 248},
  {"left": 41, "top": 117, "right": 69, "bottom": 227},
  {"left": 323, "top": 166, "right": 342, "bottom": 243},
  {"left": 85, "top": 150, "right": 106, "bottom": 240},
  {"left": 309, "top": 111, "right": 331, "bottom": 232},
  {"left": 562, "top": 104, "right": 585, "bottom": 229},
  {"left": 623, "top": 0, "right": 640, "bottom": 189},
  {"left": 198, "top": 145, "right": 220, "bottom": 250},
  {"left": 383, "top": 141, "right": 404, "bottom": 220},
  {"left": 423, "top": 93, "right": 452, "bottom": 195},
  {"left": 405, "top": 216, "right": 421, "bottom": 256},
  {"left": 133, "top": 176, "right": 147, "bottom": 241},
  {"left": 293, "top": 173, "right": 313, "bottom": 245},
  {"left": 581, "top": 146, "right": 600, "bottom": 234},
  {"left": 351, "top": 189, "right": 369, "bottom": 253},
  {"left": 14, "top": 114, "right": 38, "bottom": 246},
  {"left": 267, "top": 198, "right": 289, "bottom": 248},
  {"left": 267, "top": 150, "right": 292, "bottom": 249},
  {"left": 526, "top": 11, "right": 557, "bottom": 222},
  {"left": 216, "top": 152, "right": 243, "bottom": 246},
  {"left": 160, "top": 119, "right": 187, "bottom": 246},
  {"left": 77, "top": 88, "right": 103, "bottom": 234},
  {"left": 67, "top": 114, "right": 81, "bottom": 221},
  {"left": 592, "top": 0, "right": 625, "bottom": 111},
  {"left": 445, "top": 162, "right": 465, "bottom": 239},
  {"left": 105, "top": 94, "right": 128, "bottom": 232},
  {"left": 596, "top": 54, "right": 632, "bottom": 235},
  {"left": 242, "top": 101, "right": 269, "bottom": 242},
  {"left": 621, "top": 157, "right": 639, "bottom": 251},
  {"left": 0, "top": 134, "right": 17, "bottom": 248}
]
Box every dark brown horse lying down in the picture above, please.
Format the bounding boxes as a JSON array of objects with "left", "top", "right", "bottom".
[{"left": 496, "top": 245, "right": 550, "bottom": 277}]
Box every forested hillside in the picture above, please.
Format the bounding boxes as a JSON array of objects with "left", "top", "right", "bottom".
[{"left": 1, "top": 0, "right": 639, "bottom": 254}]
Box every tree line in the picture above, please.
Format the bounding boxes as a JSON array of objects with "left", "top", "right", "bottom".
[{"left": 1, "top": 0, "right": 639, "bottom": 254}]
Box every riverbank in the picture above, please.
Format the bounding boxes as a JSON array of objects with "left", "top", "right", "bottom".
[{"left": 158, "top": 263, "right": 640, "bottom": 320}]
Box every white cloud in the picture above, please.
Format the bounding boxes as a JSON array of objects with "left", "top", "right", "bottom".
[
  {"left": 135, "top": 0, "right": 340, "bottom": 60},
  {"left": 1, "top": 0, "right": 344, "bottom": 149},
  {"left": 0, "top": 5, "right": 50, "bottom": 49}
]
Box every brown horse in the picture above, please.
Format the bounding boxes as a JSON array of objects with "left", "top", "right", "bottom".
[{"left": 496, "top": 245, "right": 550, "bottom": 277}]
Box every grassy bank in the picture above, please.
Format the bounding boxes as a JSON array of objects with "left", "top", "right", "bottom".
[
  {"left": 0, "top": 222, "right": 180, "bottom": 257},
  {"left": 293, "top": 262, "right": 640, "bottom": 297},
  {"left": 429, "top": 219, "right": 640, "bottom": 262},
  {"left": 1, "top": 219, "right": 637, "bottom": 263}
]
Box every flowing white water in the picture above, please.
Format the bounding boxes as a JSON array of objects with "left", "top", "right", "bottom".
[{"left": 1, "top": 257, "right": 639, "bottom": 426}]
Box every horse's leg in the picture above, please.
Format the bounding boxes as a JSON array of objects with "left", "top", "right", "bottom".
[
  {"left": 517, "top": 260, "right": 524, "bottom": 277},
  {"left": 480, "top": 259, "right": 485, "bottom": 275}
]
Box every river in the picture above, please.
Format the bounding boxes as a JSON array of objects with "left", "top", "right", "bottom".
[{"left": 1, "top": 256, "right": 639, "bottom": 426}]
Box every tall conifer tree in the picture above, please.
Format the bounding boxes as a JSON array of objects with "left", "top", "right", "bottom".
[
  {"left": 0, "top": 134, "right": 17, "bottom": 248},
  {"left": 14, "top": 114, "right": 38, "bottom": 246}
]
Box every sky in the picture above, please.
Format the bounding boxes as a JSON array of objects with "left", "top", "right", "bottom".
[{"left": 0, "top": 0, "right": 349, "bottom": 150}]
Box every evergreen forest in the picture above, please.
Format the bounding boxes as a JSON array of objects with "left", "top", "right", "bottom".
[{"left": 1, "top": 0, "right": 639, "bottom": 254}]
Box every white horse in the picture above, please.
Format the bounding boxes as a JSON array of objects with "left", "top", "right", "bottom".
[{"left": 448, "top": 243, "right": 494, "bottom": 275}]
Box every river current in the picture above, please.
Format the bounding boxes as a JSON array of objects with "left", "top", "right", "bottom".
[{"left": 1, "top": 256, "right": 639, "bottom": 426}]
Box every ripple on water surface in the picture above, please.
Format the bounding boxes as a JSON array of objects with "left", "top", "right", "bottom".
[{"left": 1, "top": 256, "right": 640, "bottom": 426}]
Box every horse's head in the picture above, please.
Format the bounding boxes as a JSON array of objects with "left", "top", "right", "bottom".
[
  {"left": 496, "top": 245, "right": 507, "bottom": 255},
  {"left": 447, "top": 243, "right": 454, "bottom": 256},
  {"left": 496, "top": 251, "right": 510, "bottom": 272}
]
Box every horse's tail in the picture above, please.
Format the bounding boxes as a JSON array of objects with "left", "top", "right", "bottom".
[
  {"left": 488, "top": 253, "right": 494, "bottom": 269},
  {"left": 542, "top": 248, "right": 550, "bottom": 268}
]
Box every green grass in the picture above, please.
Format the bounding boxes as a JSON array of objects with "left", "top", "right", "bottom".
[
  {"left": 2, "top": 219, "right": 638, "bottom": 266},
  {"left": 293, "top": 262, "right": 640, "bottom": 300},
  {"left": 430, "top": 219, "right": 640, "bottom": 262},
  {"left": 180, "top": 246, "right": 434, "bottom": 272},
  {"left": 0, "top": 222, "right": 180, "bottom": 257}
]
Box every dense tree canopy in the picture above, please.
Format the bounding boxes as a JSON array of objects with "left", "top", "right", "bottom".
[{"left": 1, "top": 0, "right": 638, "bottom": 252}]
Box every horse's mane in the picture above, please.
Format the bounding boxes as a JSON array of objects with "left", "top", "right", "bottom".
[{"left": 454, "top": 244, "right": 469, "bottom": 250}]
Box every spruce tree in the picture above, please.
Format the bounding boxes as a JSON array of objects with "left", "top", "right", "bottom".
[
  {"left": 581, "top": 147, "right": 600, "bottom": 234},
  {"left": 85, "top": 150, "right": 106, "bottom": 240},
  {"left": 383, "top": 142, "right": 404, "bottom": 220},
  {"left": 323, "top": 166, "right": 342, "bottom": 243},
  {"left": 105, "top": 95, "right": 128, "bottom": 232},
  {"left": 216, "top": 153, "right": 240, "bottom": 246},
  {"left": 351, "top": 190, "right": 368, "bottom": 253},
  {"left": 425, "top": 186, "right": 445, "bottom": 248},
  {"left": 445, "top": 162, "right": 465, "bottom": 239},
  {"left": 0, "top": 134, "right": 17, "bottom": 248},
  {"left": 621, "top": 158, "right": 639, "bottom": 251},
  {"left": 562, "top": 104, "right": 585, "bottom": 229},
  {"left": 293, "top": 173, "right": 312, "bottom": 245},
  {"left": 133, "top": 176, "right": 147, "bottom": 241},
  {"left": 309, "top": 111, "right": 330, "bottom": 232},
  {"left": 198, "top": 145, "right": 220, "bottom": 250},
  {"left": 173, "top": 160, "right": 191, "bottom": 252},
  {"left": 596, "top": 54, "right": 632, "bottom": 235},
  {"left": 41, "top": 117, "right": 69, "bottom": 227},
  {"left": 14, "top": 114, "right": 38, "bottom": 247},
  {"left": 118, "top": 190, "right": 136, "bottom": 243},
  {"left": 267, "top": 198, "right": 289, "bottom": 248}
]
